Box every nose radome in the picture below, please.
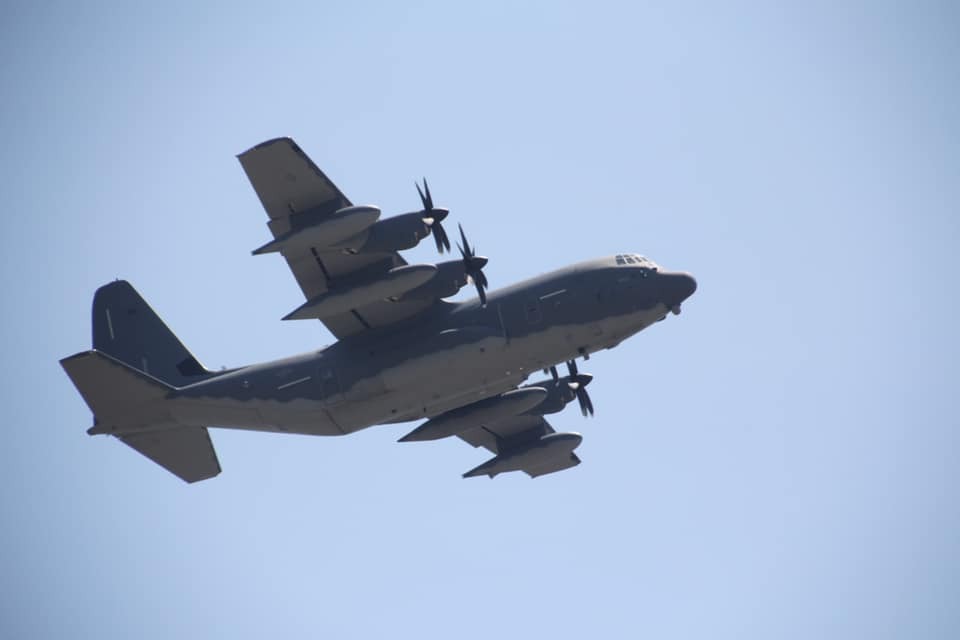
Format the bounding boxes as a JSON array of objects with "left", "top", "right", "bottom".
[
  {"left": 678, "top": 272, "right": 697, "bottom": 300},
  {"left": 663, "top": 271, "right": 697, "bottom": 306}
]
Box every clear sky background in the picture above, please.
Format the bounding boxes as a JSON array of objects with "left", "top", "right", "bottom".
[{"left": 2, "top": 1, "right": 957, "bottom": 638}]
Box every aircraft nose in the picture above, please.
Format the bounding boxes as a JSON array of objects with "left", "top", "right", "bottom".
[
  {"left": 678, "top": 272, "right": 697, "bottom": 300},
  {"left": 661, "top": 271, "right": 697, "bottom": 308}
]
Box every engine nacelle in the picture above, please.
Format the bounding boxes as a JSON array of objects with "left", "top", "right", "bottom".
[
  {"left": 519, "top": 377, "right": 577, "bottom": 415},
  {"left": 253, "top": 205, "right": 381, "bottom": 255},
  {"left": 462, "top": 432, "right": 583, "bottom": 478},
  {"left": 331, "top": 212, "right": 429, "bottom": 254},
  {"left": 395, "top": 259, "right": 470, "bottom": 302}
]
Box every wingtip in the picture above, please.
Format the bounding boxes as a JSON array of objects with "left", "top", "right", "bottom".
[
  {"left": 60, "top": 350, "right": 96, "bottom": 367},
  {"left": 236, "top": 136, "right": 297, "bottom": 158}
]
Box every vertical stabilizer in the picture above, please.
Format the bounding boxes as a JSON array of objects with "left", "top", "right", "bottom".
[{"left": 92, "top": 280, "right": 213, "bottom": 386}]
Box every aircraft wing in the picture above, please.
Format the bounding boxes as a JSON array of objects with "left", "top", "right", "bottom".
[
  {"left": 457, "top": 414, "right": 582, "bottom": 478},
  {"left": 238, "top": 137, "right": 442, "bottom": 339}
]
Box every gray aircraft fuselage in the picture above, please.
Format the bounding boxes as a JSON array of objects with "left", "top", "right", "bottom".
[{"left": 164, "top": 256, "right": 696, "bottom": 437}]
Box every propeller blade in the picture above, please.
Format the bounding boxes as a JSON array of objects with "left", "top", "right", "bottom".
[
  {"left": 458, "top": 223, "right": 472, "bottom": 257},
  {"left": 457, "top": 223, "right": 489, "bottom": 306},
  {"left": 423, "top": 178, "right": 433, "bottom": 210},
  {"left": 475, "top": 280, "right": 487, "bottom": 306},
  {"left": 577, "top": 387, "right": 595, "bottom": 417},
  {"left": 415, "top": 181, "right": 428, "bottom": 210},
  {"left": 474, "top": 268, "right": 488, "bottom": 290},
  {"left": 550, "top": 366, "right": 559, "bottom": 382},
  {"left": 432, "top": 219, "right": 451, "bottom": 253},
  {"left": 565, "top": 360, "right": 594, "bottom": 416},
  {"left": 416, "top": 179, "right": 450, "bottom": 254}
]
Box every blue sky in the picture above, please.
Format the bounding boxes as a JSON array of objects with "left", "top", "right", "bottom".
[{"left": 2, "top": 2, "right": 958, "bottom": 638}]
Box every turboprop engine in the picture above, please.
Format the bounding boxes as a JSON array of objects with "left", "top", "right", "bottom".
[
  {"left": 331, "top": 179, "right": 453, "bottom": 256},
  {"left": 523, "top": 362, "right": 595, "bottom": 417},
  {"left": 332, "top": 212, "right": 433, "bottom": 254}
]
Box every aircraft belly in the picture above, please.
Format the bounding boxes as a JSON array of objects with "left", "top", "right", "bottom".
[
  {"left": 171, "top": 397, "right": 343, "bottom": 436},
  {"left": 602, "top": 304, "right": 667, "bottom": 341},
  {"left": 511, "top": 324, "right": 589, "bottom": 368},
  {"left": 306, "top": 306, "right": 666, "bottom": 433},
  {"left": 257, "top": 400, "right": 344, "bottom": 435},
  {"left": 349, "top": 331, "right": 523, "bottom": 425},
  {"left": 529, "top": 306, "right": 665, "bottom": 361},
  {"left": 173, "top": 305, "right": 671, "bottom": 437},
  {"left": 376, "top": 329, "right": 574, "bottom": 424},
  {"left": 412, "top": 375, "right": 528, "bottom": 421},
  {"left": 327, "top": 395, "right": 398, "bottom": 433},
  {"left": 379, "top": 332, "right": 505, "bottom": 389},
  {"left": 170, "top": 398, "right": 265, "bottom": 429}
]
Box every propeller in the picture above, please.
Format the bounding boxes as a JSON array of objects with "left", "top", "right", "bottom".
[
  {"left": 457, "top": 224, "right": 489, "bottom": 306},
  {"left": 565, "top": 360, "right": 595, "bottom": 417},
  {"left": 415, "top": 179, "right": 451, "bottom": 254}
]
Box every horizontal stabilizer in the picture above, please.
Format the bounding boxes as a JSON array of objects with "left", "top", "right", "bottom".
[
  {"left": 61, "top": 351, "right": 221, "bottom": 483},
  {"left": 60, "top": 350, "right": 173, "bottom": 430},
  {"left": 119, "top": 426, "right": 221, "bottom": 483}
]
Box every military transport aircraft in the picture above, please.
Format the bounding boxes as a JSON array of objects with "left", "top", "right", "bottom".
[{"left": 60, "top": 137, "right": 697, "bottom": 483}]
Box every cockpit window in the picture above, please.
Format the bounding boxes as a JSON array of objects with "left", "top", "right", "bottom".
[
  {"left": 616, "top": 254, "right": 659, "bottom": 270},
  {"left": 635, "top": 255, "right": 658, "bottom": 270}
]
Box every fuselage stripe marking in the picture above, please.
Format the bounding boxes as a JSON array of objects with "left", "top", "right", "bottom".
[
  {"left": 539, "top": 289, "right": 567, "bottom": 300},
  {"left": 277, "top": 376, "right": 313, "bottom": 390},
  {"left": 105, "top": 308, "right": 115, "bottom": 340}
]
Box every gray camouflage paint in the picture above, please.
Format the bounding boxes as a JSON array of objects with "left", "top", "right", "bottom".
[
  {"left": 73, "top": 254, "right": 695, "bottom": 479},
  {"left": 167, "top": 258, "right": 696, "bottom": 435},
  {"left": 67, "top": 135, "right": 697, "bottom": 480}
]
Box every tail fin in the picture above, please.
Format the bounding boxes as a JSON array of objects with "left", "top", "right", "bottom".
[
  {"left": 66, "top": 279, "right": 222, "bottom": 483},
  {"left": 60, "top": 350, "right": 221, "bottom": 483},
  {"left": 92, "top": 280, "right": 213, "bottom": 387}
]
